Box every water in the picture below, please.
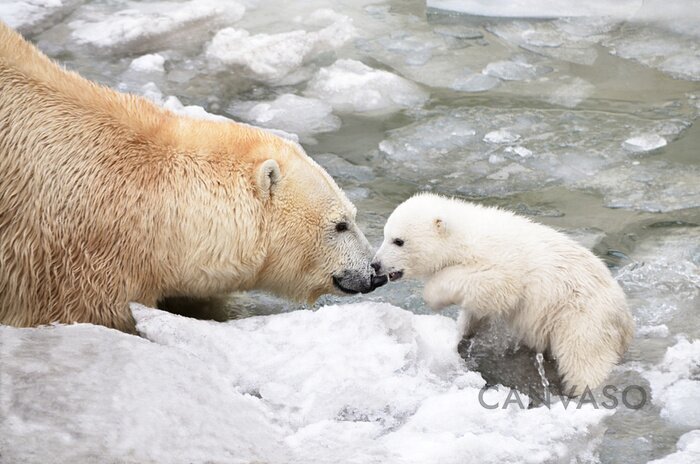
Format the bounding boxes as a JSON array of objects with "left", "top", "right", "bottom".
[{"left": 3, "top": 0, "right": 699, "bottom": 462}]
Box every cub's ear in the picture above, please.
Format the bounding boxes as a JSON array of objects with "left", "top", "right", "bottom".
[
  {"left": 257, "top": 159, "right": 281, "bottom": 198},
  {"left": 434, "top": 217, "right": 447, "bottom": 235}
]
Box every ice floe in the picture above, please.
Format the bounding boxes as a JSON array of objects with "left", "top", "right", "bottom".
[
  {"left": 206, "top": 9, "right": 355, "bottom": 84},
  {"left": 304, "top": 59, "right": 429, "bottom": 114},
  {"left": 227, "top": 94, "right": 340, "bottom": 141},
  {"left": 129, "top": 53, "right": 165, "bottom": 73},
  {"left": 0, "top": 303, "right": 612, "bottom": 464},
  {"left": 648, "top": 430, "right": 700, "bottom": 464}
]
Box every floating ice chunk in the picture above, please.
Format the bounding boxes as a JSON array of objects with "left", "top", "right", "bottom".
[
  {"left": 622, "top": 134, "right": 667, "bottom": 152},
  {"left": 637, "top": 325, "right": 670, "bottom": 338},
  {"left": 643, "top": 338, "right": 700, "bottom": 427},
  {"left": 140, "top": 82, "right": 228, "bottom": 122},
  {"left": 604, "top": 30, "right": 700, "bottom": 81},
  {"left": 129, "top": 53, "right": 165, "bottom": 73},
  {"left": 505, "top": 146, "right": 533, "bottom": 158},
  {"left": 546, "top": 77, "right": 595, "bottom": 107},
  {"left": 0, "top": 303, "right": 612, "bottom": 463},
  {"left": 426, "top": 0, "right": 643, "bottom": 18},
  {"left": 0, "top": 0, "right": 78, "bottom": 34},
  {"left": 71, "top": 0, "right": 245, "bottom": 49},
  {"left": 483, "top": 129, "right": 520, "bottom": 144},
  {"left": 482, "top": 61, "right": 539, "bottom": 81},
  {"left": 648, "top": 430, "right": 700, "bottom": 464},
  {"left": 581, "top": 160, "right": 700, "bottom": 212},
  {"left": 451, "top": 72, "right": 500, "bottom": 92},
  {"left": 206, "top": 10, "right": 355, "bottom": 84},
  {"left": 227, "top": 94, "right": 340, "bottom": 139},
  {"left": 304, "top": 59, "right": 429, "bottom": 114}
]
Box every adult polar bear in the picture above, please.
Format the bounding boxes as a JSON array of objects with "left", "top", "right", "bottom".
[{"left": 0, "top": 22, "right": 386, "bottom": 332}]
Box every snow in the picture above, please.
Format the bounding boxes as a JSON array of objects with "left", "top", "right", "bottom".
[
  {"left": 304, "top": 59, "right": 429, "bottom": 114},
  {"left": 227, "top": 94, "right": 340, "bottom": 141},
  {"left": 426, "top": 0, "right": 643, "bottom": 18},
  {"left": 129, "top": 53, "right": 165, "bottom": 73},
  {"left": 648, "top": 430, "right": 700, "bottom": 464},
  {"left": 0, "top": 303, "right": 611, "bottom": 463},
  {"left": 642, "top": 338, "right": 700, "bottom": 428},
  {"left": 70, "top": 0, "right": 245, "bottom": 49},
  {"left": 206, "top": 9, "right": 355, "bottom": 84}
]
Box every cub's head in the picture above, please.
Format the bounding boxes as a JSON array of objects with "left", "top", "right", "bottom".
[
  {"left": 254, "top": 138, "right": 387, "bottom": 301},
  {"left": 372, "top": 193, "right": 454, "bottom": 282}
]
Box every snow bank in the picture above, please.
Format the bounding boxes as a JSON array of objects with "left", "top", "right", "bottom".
[
  {"left": 227, "top": 94, "right": 340, "bottom": 140},
  {"left": 304, "top": 59, "right": 429, "bottom": 113},
  {"left": 70, "top": 0, "right": 244, "bottom": 49},
  {"left": 0, "top": 303, "right": 610, "bottom": 463},
  {"left": 642, "top": 338, "right": 700, "bottom": 428},
  {"left": 206, "top": 9, "right": 355, "bottom": 84}
]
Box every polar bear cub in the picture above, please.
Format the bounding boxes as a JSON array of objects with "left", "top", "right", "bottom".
[{"left": 372, "top": 193, "right": 634, "bottom": 395}]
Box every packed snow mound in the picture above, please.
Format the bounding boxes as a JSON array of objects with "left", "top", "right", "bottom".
[
  {"left": 648, "top": 430, "right": 700, "bottom": 464},
  {"left": 426, "top": 0, "right": 643, "bottom": 18},
  {"left": 304, "top": 59, "right": 429, "bottom": 113},
  {"left": 0, "top": 303, "right": 610, "bottom": 464},
  {"left": 206, "top": 9, "right": 355, "bottom": 84},
  {"left": 70, "top": 0, "right": 245, "bottom": 49},
  {"left": 642, "top": 338, "right": 700, "bottom": 428},
  {"left": 227, "top": 94, "right": 340, "bottom": 141}
]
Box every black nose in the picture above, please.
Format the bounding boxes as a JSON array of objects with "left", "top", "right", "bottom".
[
  {"left": 370, "top": 274, "right": 388, "bottom": 290},
  {"left": 371, "top": 261, "right": 381, "bottom": 273}
]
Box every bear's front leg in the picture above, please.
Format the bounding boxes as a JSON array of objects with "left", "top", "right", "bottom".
[{"left": 423, "top": 265, "right": 521, "bottom": 319}]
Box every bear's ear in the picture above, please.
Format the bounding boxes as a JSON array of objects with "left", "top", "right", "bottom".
[
  {"left": 257, "top": 159, "right": 281, "bottom": 199},
  {"left": 434, "top": 217, "right": 447, "bottom": 235}
]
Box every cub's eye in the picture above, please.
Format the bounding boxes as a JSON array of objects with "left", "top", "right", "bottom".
[
  {"left": 392, "top": 238, "right": 404, "bottom": 247},
  {"left": 335, "top": 222, "right": 349, "bottom": 233}
]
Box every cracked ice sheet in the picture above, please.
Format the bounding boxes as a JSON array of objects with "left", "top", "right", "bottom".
[
  {"left": 0, "top": 303, "right": 611, "bottom": 464},
  {"left": 376, "top": 106, "right": 689, "bottom": 199}
]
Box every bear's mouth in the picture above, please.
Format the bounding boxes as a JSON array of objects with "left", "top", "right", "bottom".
[
  {"left": 388, "top": 270, "right": 403, "bottom": 281},
  {"left": 332, "top": 276, "right": 360, "bottom": 295}
]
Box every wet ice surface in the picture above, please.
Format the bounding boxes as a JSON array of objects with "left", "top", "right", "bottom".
[{"left": 2, "top": 0, "right": 700, "bottom": 463}]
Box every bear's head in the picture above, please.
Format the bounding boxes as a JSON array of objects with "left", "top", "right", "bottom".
[
  {"left": 372, "top": 193, "right": 455, "bottom": 282},
  {"left": 252, "top": 138, "right": 387, "bottom": 302}
]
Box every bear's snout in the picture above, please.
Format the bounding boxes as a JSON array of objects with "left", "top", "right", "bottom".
[{"left": 333, "top": 268, "right": 387, "bottom": 295}]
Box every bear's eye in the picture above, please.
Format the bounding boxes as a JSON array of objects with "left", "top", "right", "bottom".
[
  {"left": 392, "top": 238, "right": 404, "bottom": 247},
  {"left": 335, "top": 222, "right": 349, "bottom": 233}
]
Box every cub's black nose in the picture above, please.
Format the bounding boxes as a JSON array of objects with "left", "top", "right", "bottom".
[{"left": 371, "top": 261, "right": 382, "bottom": 273}]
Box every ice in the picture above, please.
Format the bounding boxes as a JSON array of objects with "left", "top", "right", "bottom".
[
  {"left": 482, "top": 60, "right": 540, "bottom": 81},
  {"left": 604, "top": 27, "right": 700, "bottom": 81},
  {"left": 450, "top": 72, "right": 500, "bottom": 92},
  {"left": 129, "top": 53, "right": 165, "bottom": 73},
  {"left": 545, "top": 77, "right": 595, "bottom": 108},
  {"left": 304, "top": 59, "right": 429, "bottom": 114},
  {"left": 580, "top": 160, "right": 700, "bottom": 212},
  {"left": 206, "top": 10, "right": 355, "bottom": 84},
  {"left": 312, "top": 153, "right": 375, "bottom": 182},
  {"left": 140, "top": 82, "right": 229, "bottom": 122},
  {"left": 483, "top": 129, "right": 520, "bottom": 144},
  {"left": 615, "top": 226, "right": 700, "bottom": 330},
  {"left": 426, "top": 0, "right": 643, "bottom": 18},
  {"left": 642, "top": 338, "right": 700, "bottom": 428},
  {"left": 622, "top": 134, "right": 667, "bottom": 153},
  {"left": 648, "top": 430, "right": 700, "bottom": 464},
  {"left": 227, "top": 94, "right": 340, "bottom": 141},
  {"left": 0, "top": 0, "right": 80, "bottom": 34},
  {"left": 0, "top": 303, "right": 611, "bottom": 463},
  {"left": 70, "top": 0, "right": 245, "bottom": 49},
  {"left": 376, "top": 106, "right": 689, "bottom": 198}
]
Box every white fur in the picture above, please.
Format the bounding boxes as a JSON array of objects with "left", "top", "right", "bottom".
[{"left": 374, "top": 193, "right": 635, "bottom": 395}]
